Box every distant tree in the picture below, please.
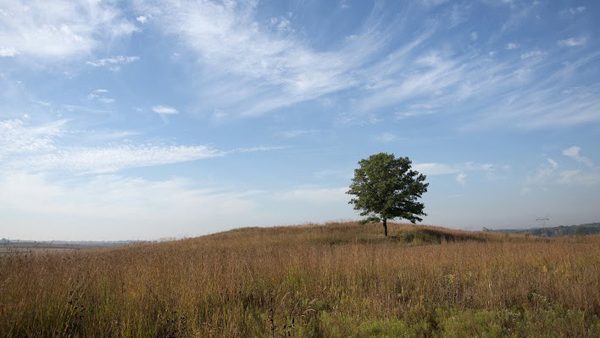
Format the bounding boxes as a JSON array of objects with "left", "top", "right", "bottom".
[{"left": 347, "top": 153, "right": 428, "bottom": 237}]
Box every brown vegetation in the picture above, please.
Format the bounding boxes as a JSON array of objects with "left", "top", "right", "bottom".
[{"left": 1, "top": 222, "right": 599, "bottom": 337}]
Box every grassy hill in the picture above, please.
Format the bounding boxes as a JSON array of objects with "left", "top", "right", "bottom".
[{"left": 1, "top": 222, "right": 599, "bottom": 337}]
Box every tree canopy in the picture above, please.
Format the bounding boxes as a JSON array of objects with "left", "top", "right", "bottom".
[{"left": 347, "top": 153, "right": 428, "bottom": 237}]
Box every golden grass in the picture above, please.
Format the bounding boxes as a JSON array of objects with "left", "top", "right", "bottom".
[{"left": 1, "top": 222, "right": 599, "bottom": 337}]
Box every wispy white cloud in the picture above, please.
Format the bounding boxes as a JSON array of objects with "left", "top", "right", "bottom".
[
  {"left": 420, "top": 0, "right": 450, "bottom": 7},
  {"left": 0, "top": 119, "right": 66, "bottom": 159},
  {"left": 447, "top": 3, "right": 471, "bottom": 28},
  {"left": 87, "top": 89, "right": 115, "bottom": 104},
  {"left": 137, "top": 0, "right": 385, "bottom": 117},
  {"left": 520, "top": 50, "right": 546, "bottom": 60},
  {"left": 568, "top": 6, "right": 586, "bottom": 15},
  {"left": 15, "top": 144, "right": 222, "bottom": 174},
  {"left": 0, "top": 47, "right": 18, "bottom": 57},
  {"left": 414, "top": 163, "right": 458, "bottom": 176},
  {"left": 152, "top": 105, "right": 178, "bottom": 115},
  {"left": 414, "top": 162, "right": 495, "bottom": 176},
  {"left": 350, "top": 14, "right": 596, "bottom": 131},
  {"left": 0, "top": 119, "right": 292, "bottom": 174},
  {"left": 558, "top": 37, "right": 587, "bottom": 47},
  {"left": 562, "top": 146, "right": 593, "bottom": 166},
  {"left": 0, "top": 119, "right": 221, "bottom": 174},
  {"left": 86, "top": 56, "right": 140, "bottom": 71},
  {"left": 472, "top": 83, "right": 600, "bottom": 129},
  {"left": 0, "top": 1, "right": 136, "bottom": 60},
  {"left": 352, "top": 32, "right": 568, "bottom": 129},
  {"left": 132, "top": 0, "right": 597, "bottom": 132},
  {"left": 463, "top": 47, "right": 600, "bottom": 130},
  {"left": 505, "top": 42, "right": 519, "bottom": 50},
  {"left": 278, "top": 129, "right": 319, "bottom": 139},
  {"left": 395, "top": 103, "right": 437, "bottom": 119},
  {"left": 60, "top": 104, "right": 112, "bottom": 116},
  {"left": 558, "top": 170, "right": 600, "bottom": 185},
  {"left": 559, "top": 6, "right": 586, "bottom": 19},
  {"left": 494, "top": 0, "right": 539, "bottom": 32},
  {"left": 456, "top": 173, "right": 467, "bottom": 186},
  {"left": 233, "top": 146, "right": 287, "bottom": 153},
  {"left": 269, "top": 16, "right": 293, "bottom": 33},
  {"left": 357, "top": 51, "right": 466, "bottom": 114},
  {"left": 525, "top": 153, "right": 599, "bottom": 189},
  {"left": 524, "top": 158, "right": 558, "bottom": 186},
  {"left": 339, "top": 0, "right": 351, "bottom": 10},
  {"left": 85, "top": 130, "right": 141, "bottom": 141}
]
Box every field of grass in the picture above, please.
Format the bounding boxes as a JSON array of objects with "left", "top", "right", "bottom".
[{"left": 1, "top": 222, "right": 599, "bottom": 337}]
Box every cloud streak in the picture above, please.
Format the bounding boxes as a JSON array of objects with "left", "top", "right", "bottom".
[
  {"left": 558, "top": 37, "right": 587, "bottom": 47},
  {"left": 138, "top": 0, "right": 386, "bottom": 117},
  {"left": 414, "top": 162, "right": 494, "bottom": 176},
  {"left": 87, "top": 56, "right": 140, "bottom": 71},
  {"left": 0, "top": 119, "right": 65, "bottom": 159},
  {"left": 1, "top": 119, "right": 221, "bottom": 173},
  {"left": 152, "top": 105, "right": 178, "bottom": 115},
  {"left": 132, "top": 1, "right": 600, "bottom": 131},
  {"left": 562, "top": 146, "right": 593, "bottom": 166},
  {"left": 15, "top": 144, "right": 222, "bottom": 174},
  {"left": 0, "top": 1, "right": 136, "bottom": 60},
  {"left": 525, "top": 148, "right": 599, "bottom": 190}
]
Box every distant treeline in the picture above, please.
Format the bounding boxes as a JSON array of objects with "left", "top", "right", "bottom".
[
  {"left": 0, "top": 238, "right": 140, "bottom": 248},
  {"left": 486, "top": 223, "right": 600, "bottom": 237}
]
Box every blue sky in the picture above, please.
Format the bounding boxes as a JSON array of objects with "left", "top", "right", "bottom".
[{"left": 1, "top": 0, "right": 599, "bottom": 240}]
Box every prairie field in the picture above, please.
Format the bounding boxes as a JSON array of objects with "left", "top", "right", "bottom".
[{"left": 1, "top": 222, "right": 600, "bottom": 337}]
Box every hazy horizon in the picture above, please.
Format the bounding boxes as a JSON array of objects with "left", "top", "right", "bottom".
[
  {"left": 1, "top": 0, "right": 599, "bottom": 241},
  {"left": 3, "top": 219, "right": 600, "bottom": 242}
]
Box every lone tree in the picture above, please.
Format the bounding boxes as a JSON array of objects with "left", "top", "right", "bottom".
[{"left": 347, "top": 153, "right": 428, "bottom": 237}]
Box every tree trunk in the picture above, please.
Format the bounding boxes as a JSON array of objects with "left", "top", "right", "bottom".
[{"left": 383, "top": 218, "right": 388, "bottom": 237}]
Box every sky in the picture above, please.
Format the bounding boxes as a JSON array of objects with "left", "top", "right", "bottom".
[{"left": 1, "top": 0, "right": 599, "bottom": 240}]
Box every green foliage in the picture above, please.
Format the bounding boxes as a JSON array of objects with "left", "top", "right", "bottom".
[
  {"left": 348, "top": 153, "right": 428, "bottom": 236},
  {"left": 320, "top": 313, "right": 412, "bottom": 337}
]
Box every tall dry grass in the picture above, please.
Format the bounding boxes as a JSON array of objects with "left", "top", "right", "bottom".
[{"left": 1, "top": 222, "right": 599, "bottom": 337}]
